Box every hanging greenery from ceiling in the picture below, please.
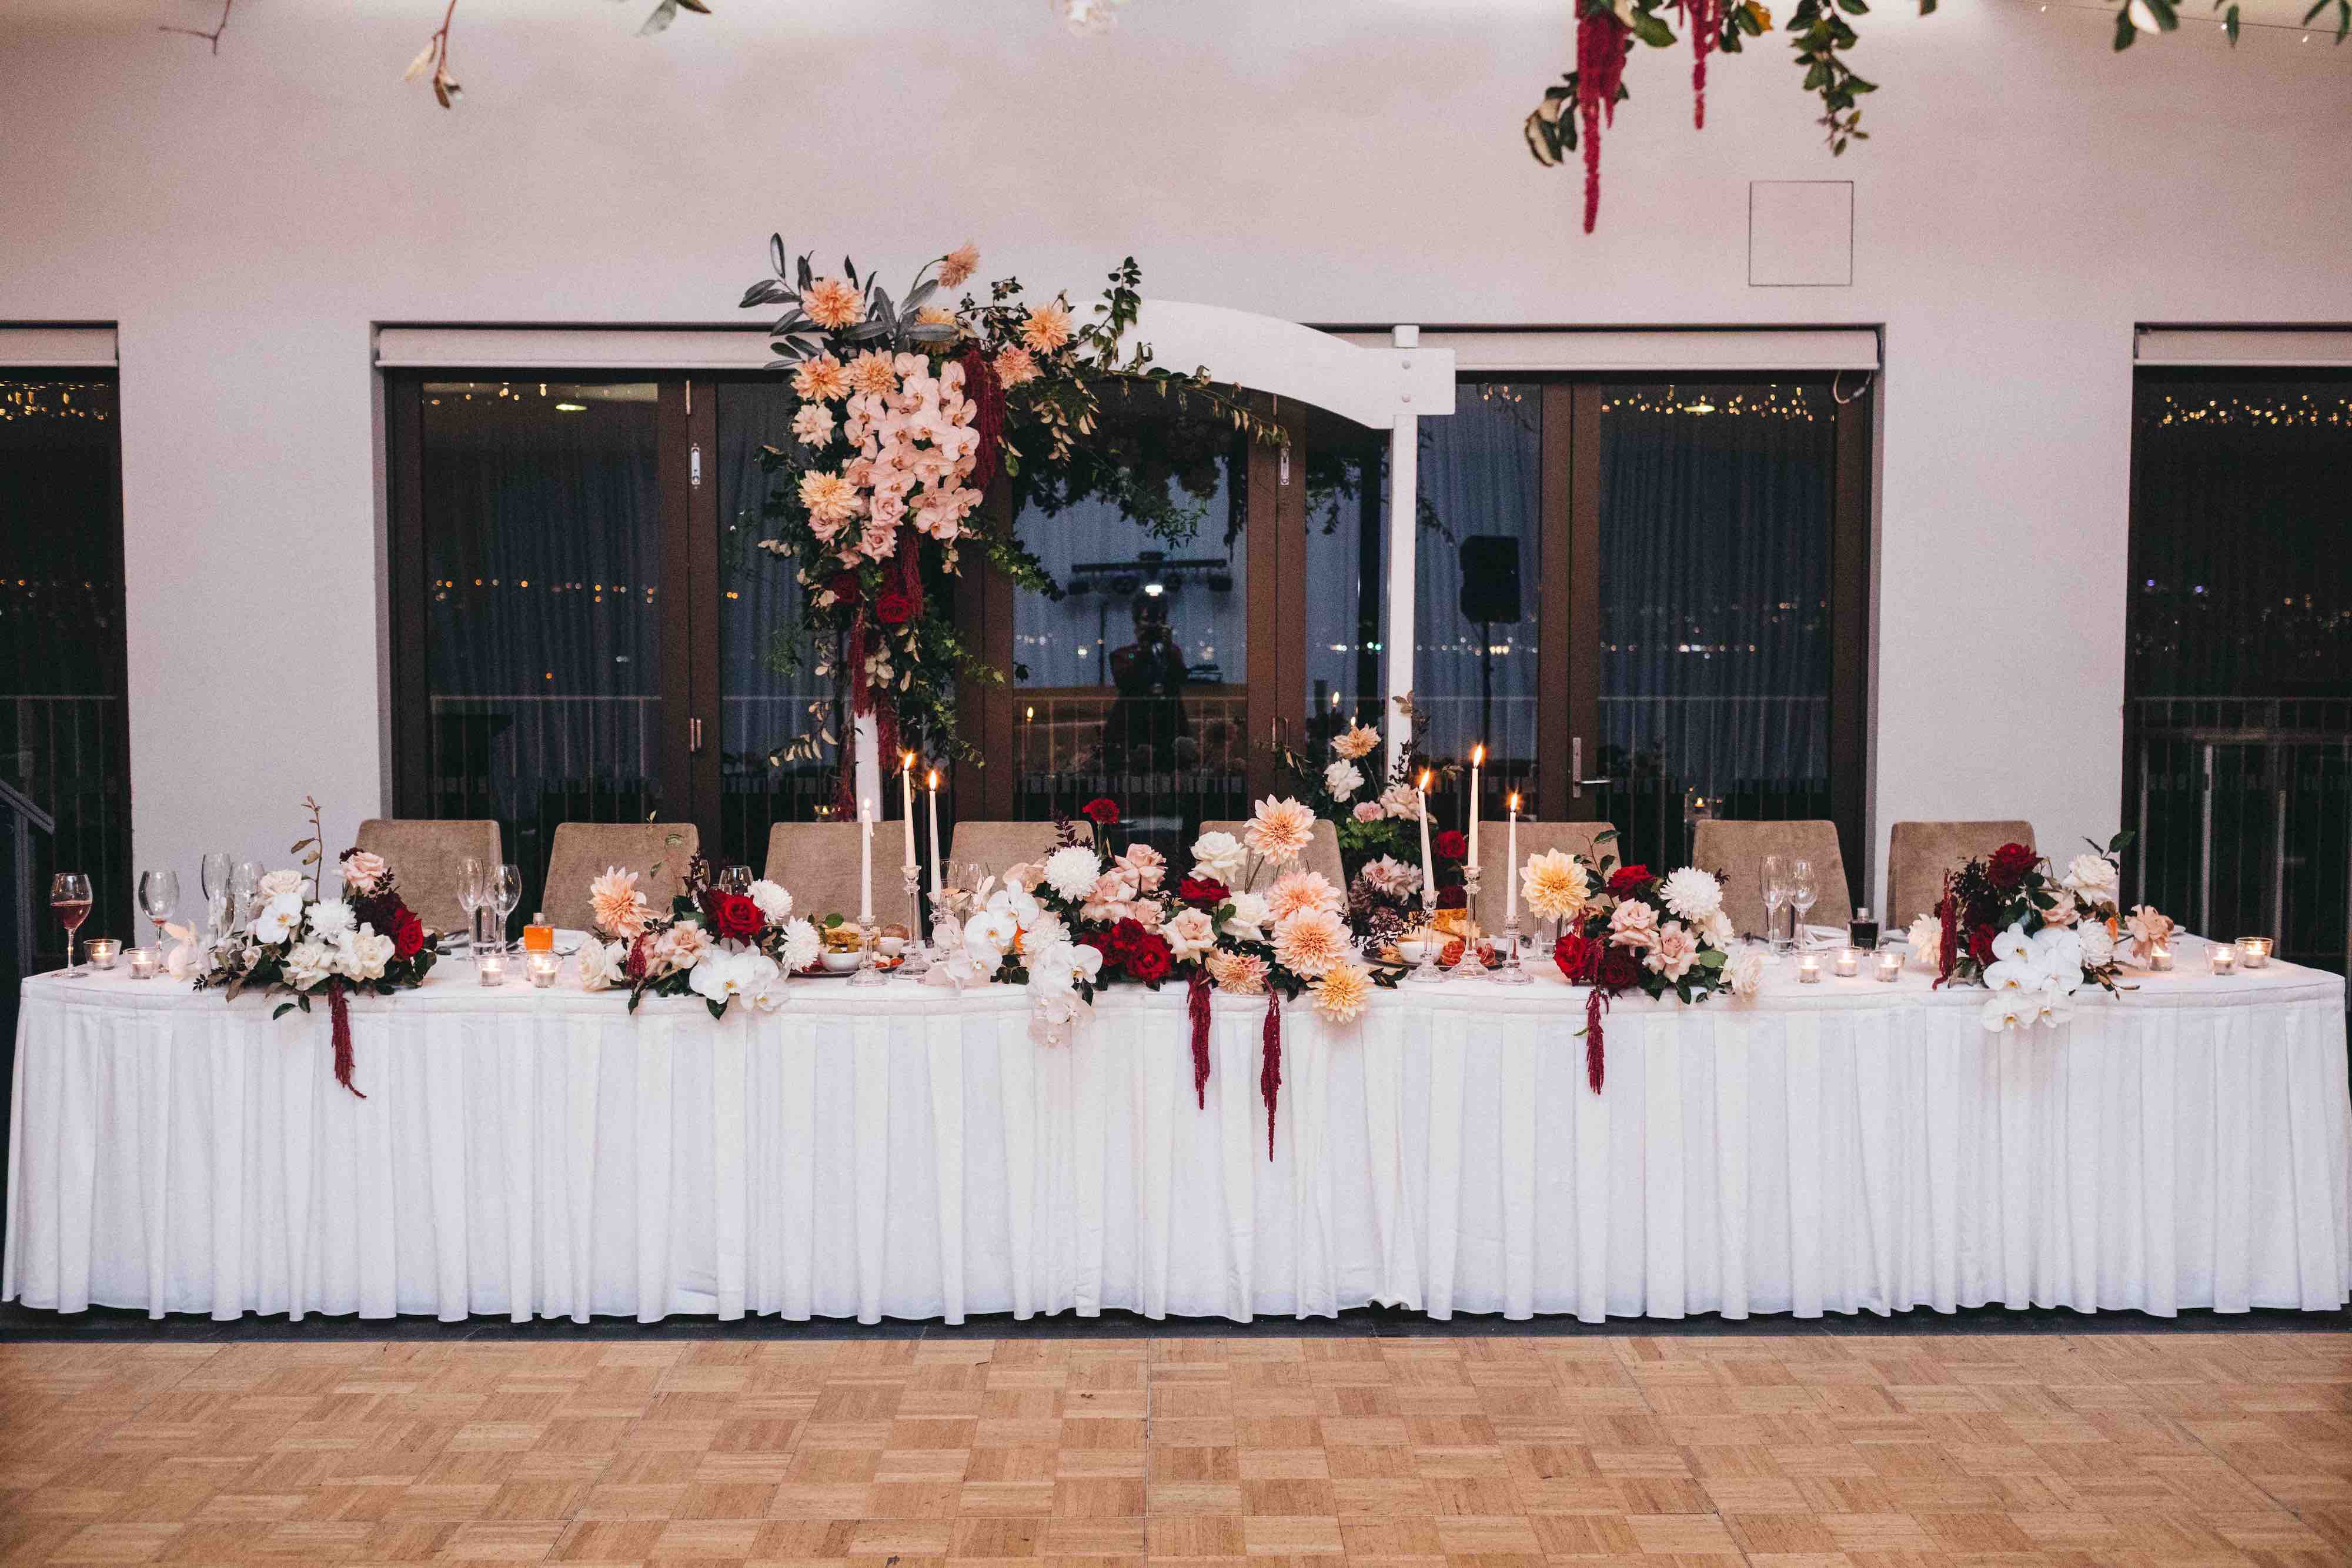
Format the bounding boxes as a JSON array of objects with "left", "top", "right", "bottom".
[{"left": 1525, "top": 0, "right": 2350, "bottom": 233}]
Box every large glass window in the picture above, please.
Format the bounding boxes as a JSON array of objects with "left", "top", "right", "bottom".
[
  {"left": 1302, "top": 409, "right": 1389, "bottom": 745},
  {"left": 0, "top": 375, "right": 128, "bottom": 997},
  {"left": 2127, "top": 372, "right": 2352, "bottom": 977}
]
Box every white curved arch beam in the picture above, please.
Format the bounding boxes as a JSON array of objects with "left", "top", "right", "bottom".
[{"left": 1128, "top": 302, "right": 1455, "bottom": 429}]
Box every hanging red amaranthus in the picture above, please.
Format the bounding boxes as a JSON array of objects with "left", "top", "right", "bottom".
[
  {"left": 1681, "top": 0, "right": 1723, "bottom": 128},
  {"left": 1575, "top": 6, "right": 1633, "bottom": 233},
  {"left": 327, "top": 980, "right": 364, "bottom": 1099},
  {"left": 1187, "top": 967, "right": 1214, "bottom": 1109},
  {"left": 958, "top": 345, "right": 1007, "bottom": 493},
  {"left": 1261, "top": 991, "right": 1282, "bottom": 1161},
  {"left": 1583, "top": 985, "right": 1609, "bottom": 1094}
]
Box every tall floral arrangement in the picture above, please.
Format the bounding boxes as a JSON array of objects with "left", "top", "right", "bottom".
[
  {"left": 741, "top": 240, "right": 1281, "bottom": 807},
  {"left": 1926, "top": 835, "right": 2160, "bottom": 1033},
  {"left": 1541, "top": 839, "right": 1757, "bottom": 1093}
]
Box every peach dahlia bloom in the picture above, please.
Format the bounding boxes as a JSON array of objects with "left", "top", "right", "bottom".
[
  {"left": 799, "top": 470, "right": 863, "bottom": 526},
  {"left": 1267, "top": 870, "right": 1342, "bottom": 921},
  {"left": 792, "top": 354, "right": 850, "bottom": 403},
  {"left": 847, "top": 349, "right": 900, "bottom": 397},
  {"left": 993, "top": 347, "right": 1038, "bottom": 389},
  {"left": 589, "top": 867, "right": 649, "bottom": 939},
  {"left": 801, "top": 276, "right": 865, "bottom": 330},
  {"left": 938, "top": 243, "right": 981, "bottom": 289},
  {"left": 1271, "top": 908, "right": 1350, "bottom": 979},
  {"left": 1020, "top": 300, "right": 1074, "bottom": 354},
  {"left": 1312, "top": 959, "right": 1373, "bottom": 1025},
  {"left": 1520, "top": 849, "right": 1591, "bottom": 924},
  {"left": 1244, "top": 795, "right": 1317, "bottom": 865},
  {"left": 1206, "top": 948, "right": 1268, "bottom": 996}
]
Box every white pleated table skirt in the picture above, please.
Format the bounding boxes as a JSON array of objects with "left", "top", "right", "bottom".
[{"left": 6, "top": 957, "right": 2348, "bottom": 1323}]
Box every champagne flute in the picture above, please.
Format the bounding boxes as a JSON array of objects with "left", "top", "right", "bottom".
[
  {"left": 199, "top": 852, "right": 232, "bottom": 938},
  {"left": 457, "top": 857, "right": 486, "bottom": 952},
  {"left": 1760, "top": 853, "right": 1789, "bottom": 954},
  {"left": 51, "top": 872, "right": 93, "bottom": 975},
  {"left": 138, "top": 868, "right": 180, "bottom": 949},
  {"left": 492, "top": 864, "right": 523, "bottom": 955},
  {"left": 1790, "top": 857, "right": 1818, "bottom": 945},
  {"left": 229, "top": 861, "right": 262, "bottom": 931}
]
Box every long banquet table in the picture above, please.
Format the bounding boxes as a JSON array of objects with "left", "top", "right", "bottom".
[{"left": 6, "top": 945, "right": 2348, "bottom": 1323}]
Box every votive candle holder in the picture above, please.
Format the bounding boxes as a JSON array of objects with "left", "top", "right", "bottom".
[
  {"left": 477, "top": 951, "right": 509, "bottom": 987},
  {"left": 84, "top": 938, "right": 120, "bottom": 971},
  {"left": 526, "top": 952, "right": 561, "bottom": 989},
  {"left": 1874, "top": 950, "right": 1903, "bottom": 983},
  {"left": 2236, "top": 936, "right": 2272, "bottom": 969},
  {"left": 1833, "top": 948, "right": 1860, "bottom": 979},
  {"left": 1796, "top": 954, "right": 1823, "bottom": 985},
  {"left": 125, "top": 947, "right": 158, "bottom": 979},
  {"left": 2209, "top": 943, "right": 2237, "bottom": 977},
  {"left": 2147, "top": 941, "right": 2172, "bottom": 972}
]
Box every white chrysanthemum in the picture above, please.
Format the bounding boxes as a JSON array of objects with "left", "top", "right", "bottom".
[
  {"left": 1322, "top": 760, "right": 1364, "bottom": 802},
  {"left": 1042, "top": 845, "right": 1102, "bottom": 902},
  {"left": 777, "top": 917, "right": 821, "bottom": 973},
  {"left": 748, "top": 879, "right": 794, "bottom": 925},
  {"left": 306, "top": 899, "right": 356, "bottom": 938},
  {"left": 1658, "top": 867, "right": 1723, "bottom": 923},
  {"left": 1190, "top": 831, "right": 1247, "bottom": 883}
]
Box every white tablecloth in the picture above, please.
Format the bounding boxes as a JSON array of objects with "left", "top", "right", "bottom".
[{"left": 6, "top": 947, "right": 2348, "bottom": 1322}]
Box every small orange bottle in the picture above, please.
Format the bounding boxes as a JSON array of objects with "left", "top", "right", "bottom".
[{"left": 522, "top": 911, "right": 555, "bottom": 953}]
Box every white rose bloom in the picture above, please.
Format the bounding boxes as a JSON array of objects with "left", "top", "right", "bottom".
[
  {"left": 1699, "top": 908, "right": 1735, "bottom": 950},
  {"left": 1727, "top": 950, "right": 1766, "bottom": 998},
  {"left": 1222, "top": 889, "right": 1271, "bottom": 942},
  {"left": 1190, "top": 831, "right": 1247, "bottom": 884},
  {"left": 1906, "top": 912, "right": 1943, "bottom": 968},
  {"left": 283, "top": 940, "right": 334, "bottom": 990},
  {"left": 307, "top": 899, "right": 356, "bottom": 939},
  {"left": 339, "top": 927, "right": 395, "bottom": 982},
  {"left": 777, "top": 917, "right": 821, "bottom": 974},
  {"left": 1658, "top": 867, "right": 1723, "bottom": 923},
  {"left": 2061, "top": 852, "right": 2120, "bottom": 905},
  {"left": 250, "top": 892, "right": 305, "bottom": 944},
  {"left": 577, "top": 940, "right": 628, "bottom": 991},
  {"left": 1322, "top": 760, "right": 1364, "bottom": 802},
  {"left": 258, "top": 870, "right": 309, "bottom": 902},
  {"left": 1375, "top": 783, "right": 1422, "bottom": 821},
  {"left": 1042, "top": 846, "right": 1102, "bottom": 902},
  {"left": 747, "top": 879, "right": 794, "bottom": 925}
]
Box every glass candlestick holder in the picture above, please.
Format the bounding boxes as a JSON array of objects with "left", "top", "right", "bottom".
[
  {"left": 897, "top": 870, "right": 932, "bottom": 979},
  {"left": 1405, "top": 894, "right": 1448, "bottom": 985},
  {"left": 1489, "top": 914, "right": 1531, "bottom": 985},
  {"left": 848, "top": 917, "right": 888, "bottom": 987}
]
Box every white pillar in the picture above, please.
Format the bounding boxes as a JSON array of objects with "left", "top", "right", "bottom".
[
  {"left": 1384, "top": 326, "right": 1421, "bottom": 778},
  {"left": 853, "top": 712, "right": 882, "bottom": 819}
]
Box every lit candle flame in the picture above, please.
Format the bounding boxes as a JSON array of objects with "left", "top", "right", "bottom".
[
  {"left": 1418, "top": 768, "right": 1431, "bottom": 791},
  {"left": 901, "top": 750, "right": 915, "bottom": 768},
  {"left": 927, "top": 769, "right": 938, "bottom": 788},
  {"left": 1508, "top": 791, "right": 1520, "bottom": 811},
  {"left": 1472, "top": 743, "right": 1485, "bottom": 766}
]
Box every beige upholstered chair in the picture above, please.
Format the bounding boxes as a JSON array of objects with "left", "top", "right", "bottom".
[
  {"left": 352, "top": 818, "right": 501, "bottom": 937},
  {"left": 1469, "top": 820, "right": 1616, "bottom": 935},
  {"left": 1199, "top": 818, "right": 1346, "bottom": 895},
  {"left": 946, "top": 821, "right": 1069, "bottom": 882},
  {"left": 762, "top": 821, "right": 918, "bottom": 930},
  {"left": 1885, "top": 820, "right": 2037, "bottom": 928},
  {"left": 1690, "top": 819, "right": 1853, "bottom": 940},
  {"left": 540, "top": 821, "right": 700, "bottom": 934}
]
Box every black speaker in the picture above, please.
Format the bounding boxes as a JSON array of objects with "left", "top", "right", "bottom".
[{"left": 1457, "top": 536, "right": 1523, "bottom": 624}]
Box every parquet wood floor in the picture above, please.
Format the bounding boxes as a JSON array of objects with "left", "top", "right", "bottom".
[{"left": 1, "top": 1332, "right": 2348, "bottom": 1566}]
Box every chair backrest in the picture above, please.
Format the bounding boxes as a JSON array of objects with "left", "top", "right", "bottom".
[
  {"left": 762, "top": 821, "right": 918, "bottom": 931},
  {"left": 1470, "top": 820, "right": 1616, "bottom": 935},
  {"left": 946, "top": 821, "right": 1069, "bottom": 884},
  {"left": 353, "top": 818, "right": 501, "bottom": 937},
  {"left": 1690, "top": 818, "right": 1853, "bottom": 940},
  {"left": 1198, "top": 819, "right": 1346, "bottom": 895},
  {"left": 542, "top": 822, "right": 700, "bottom": 934},
  {"left": 1886, "top": 819, "right": 2037, "bottom": 928}
]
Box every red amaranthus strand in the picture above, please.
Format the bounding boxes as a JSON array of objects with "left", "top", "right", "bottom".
[
  {"left": 328, "top": 980, "right": 365, "bottom": 1099},
  {"left": 1935, "top": 871, "right": 1959, "bottom": 988},
  {"left": 1575, "top": 6, "right": 1633, "bottom": 234},
  {"left": 958, "top": 345, "right": 1007, "bottom": 493},
  {"left": 1583, "top": 984, "right": 1608, "bottom": 1094},
  {"left": 1261, "top": 991, "right": 1282, "bottom": 1161},
  {"left": 1682, "top": 0, "right": 1723, "bottom": 128},
  {"left": 1187, "top": 967, "right": 1213, "bottom": 1109}
]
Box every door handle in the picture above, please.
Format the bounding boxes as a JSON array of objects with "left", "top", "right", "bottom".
[
  {"left": 1571, "top": 737, "right": 1613, "bottom": 799},
  {"left": 689, "top": 717, "right": 704, "bottom": 754}
]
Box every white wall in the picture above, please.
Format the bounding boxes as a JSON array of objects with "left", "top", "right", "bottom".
[{"left": 4, "top": 0, "right": 2348, "bottom": 913}]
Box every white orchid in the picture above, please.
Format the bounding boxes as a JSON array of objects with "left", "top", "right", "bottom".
[
  {"left": 1978, "top": 920, "right": 2084, "bottom": 1031},
  {"left": 250, "top": 892, "right": 305, "bottom": 944}
]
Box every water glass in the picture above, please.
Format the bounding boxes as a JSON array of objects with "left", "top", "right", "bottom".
[
  {"left": 229, "top": 861, "right": 262, "bottom": 929},
  {"left": 138, "top": 868, "right": 180, "bottom": 948}
]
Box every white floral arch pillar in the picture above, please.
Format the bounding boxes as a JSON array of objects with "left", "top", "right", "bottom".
[{"left": 854, "top": 305, "right": 1455, "bottom": 800}]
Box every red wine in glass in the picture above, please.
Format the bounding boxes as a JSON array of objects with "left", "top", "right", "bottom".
[{"left": 51, "top": 872, "right": 92, "bottom": 975}]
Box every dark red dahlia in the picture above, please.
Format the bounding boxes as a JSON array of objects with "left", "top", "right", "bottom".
[
  {"left": 1987, "top": 842, "right": 2038, "bottom": 890},
  {"left": 1596, "top": 947, "right": 1642, "bottom": 992},
  {"left": 1177, "top": 875, "right": 1229, "bottom": 909},
  {"left": 1081, "top": 797, "right": 1121, "bottom": 827},
  {"left": 1435, "top": 829, "right": 1468, "bottom": 862},
  {"left": 1606, "top": 864, "right": 1652, "bottom": 897},
  {"left": 876, "top": 589, "right": 914, "bottom": 625}
]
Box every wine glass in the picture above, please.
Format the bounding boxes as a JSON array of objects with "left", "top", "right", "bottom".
[
  {"left": 492, "top": 864, "right": 523, "bottom": 954},
  {"left": 199, "top": 852, "right": 232, "bottom": 937},
  {"left": 51, "top": 872, "right": 93, "bottom": 975},
  {"left": 1760, "top": 853, "right": 1790, "bottom": 954},
  {"left": 718, "top": 864, "right": 753, "bottom": 895},
  {"left": 229, "top": 861, "right": 262, "bottom": 930},
  {"left": 1789, "top": 858, "right": 1818, "bottom": 946},
  {"left": 138, "top": 869, "right": 180, "bottom": 948},
  {"left": 455, "top": 858, "right": 487, "bottom": 951}
]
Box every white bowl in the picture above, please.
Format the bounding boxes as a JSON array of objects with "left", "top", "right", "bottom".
[
  {"left": 877, "top": 935, "right": 906, "bottom": 958},
  {"left": 820, "top": 950, "right": 861, "bottom": 974},
  {"left": 1396, "top": 938, "right": 1430, "bottom": 964}
]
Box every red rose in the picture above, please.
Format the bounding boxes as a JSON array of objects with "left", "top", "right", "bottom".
[
  {"left": 876, "top": 589, "right": 914, "bottom": 625},
  {"left": 390, "top": 905, "right": 426, "bottom": 959},
  {"left": 1177, "top": 875, "right": 1228, "bottom": 908},
  {"left": 1126, "top": 932, "right": 1173, "bottom": 984},
  {"left": 1606, "top": 864, "right": 1652, "bottom": 897},
  {"left": 1435, "top": 829, "right": 1468, "bottom": 862},
  {"left": 1436, "top": 884, "right": 1466, "bottom": 910},
  {"left": 712, "top": 892, "right": 764, "bottom": 942},
  {"left": 1554, "top": 931, "right": 1597, "bottom": 981},
  {"left": 1987, "top": 842, "right": 2037, "bottom": 890},
  {"left": 1082, "top": 797, "right": 1121, "bottom": 827}
]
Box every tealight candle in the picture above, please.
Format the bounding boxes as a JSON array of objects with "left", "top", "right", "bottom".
[
  {"left": 477, "top": 950, "right": 508, "bottom": 987},
  {"left": 2209, "top": 943, "right": 2237, "bottom": 976},
  {"left": 1833, "top": 948, "right": 1860, "bottom": 978},
  {"left": 84, "top": 937, "right": 120, "bottom": 971},
  {"left": 526, "top": 952, "right": 560, "bottom": 989},
  {"left": 125, "top": 947, "right": 158, "bottom": 979},
  {"left": 2147, "top": 941, "right": 2172, "bottom": 972},
  {"left": 1874, "top": 950, "right": 1903, "bottom": 983},
  {"left": 2236, "top": 936, "right": 2272, "bottom": 969},
  {"left": 1796, "top": 954, "right": 1823, "bottom": 984}
]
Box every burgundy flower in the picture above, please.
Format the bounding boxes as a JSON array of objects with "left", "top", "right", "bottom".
[
  {"left": 1177, "top": 875, "right": 1229, "bottom": 909},
  {"left": 1987, "top": 842, "right": 2037, "bottom": 891},
  {"left": 876, "top": 589, "right": 914, "bottom": 625},
  {"left": 1435, "top": 829, "right": 1468, "bottom": 862},
  {"left": 390, "top": 905, "right": 426, "bottom": 959},
  {"left": 1436, "top": 884, "right": 1467, "bottom": 910},
  {"left": 711, "top": 892, "right": 764, "bottom": 943},
  {"left": 1554, "top": 930, "right": 1598, "bottom": 982},
  {"left": 827, "top": 572, "right": 858, "bottom": 604},
  {"left": 1969, "top": 923, "right": 1996, "bottom": 965},
  {"left": 1606, "top": 864, "right": 1652, "bottom": 897},
  {"left": 1596, "top": 947, "right": 1642, "bottom": 991},
  {"left": 1081, "top": 797, "right": 1121, "bottom": 827},
  {"left": 1126, "top": 932, "right": 1173, "bottom": 984}
]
